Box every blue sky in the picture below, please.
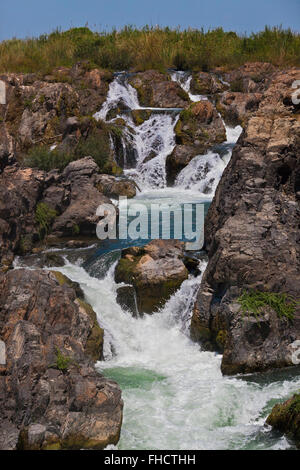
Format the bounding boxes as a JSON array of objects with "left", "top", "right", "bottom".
[{"left": 1, "top": 0, "right": 299, "bottom": 40}]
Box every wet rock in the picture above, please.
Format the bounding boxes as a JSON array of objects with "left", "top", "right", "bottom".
[
  {"left": 115, "top": 240, "right": 188, "bottom": 314},
  {"left": 0, "top": 268, "right": 122, "bottom": 450},
  {"left": 266, "top": 393, "right": 300, "bottom": 448},
  {"left": 166, "top": 100, "right": 226, "bottom": 184},
  {"left": 191, "top": 69, "right": 300, "bottom": 375},
  {"left": 116, "top": 285, "right": 139, "bottom": 317},
  {"left": 129, "top": 70, "right": 190, "bottom": 108}
]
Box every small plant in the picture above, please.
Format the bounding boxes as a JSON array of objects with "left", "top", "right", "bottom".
[
  {"left": 238, "top": 290, "right": 299, "bottom": 322},
  {"left": 51, "top": 348, "right": 72, "bottom": 371},
  {"left": 35, "top": 202, "right": 57, "bottom": 237},
  {"left": 72, "top": 224, "right": 80, "bottom": 235}
]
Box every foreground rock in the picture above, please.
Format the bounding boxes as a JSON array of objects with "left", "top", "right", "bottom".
[
  {"left": 115, "top": 240, "right": 189, "bottom": 314},
  {"left": 191, "top": 69, "right": 300, "bottom": 375},
  {"left": 0, "top": 268, "right": 123, "bottom": 450},
  {"left": 129, "top": 70, "right": 190, "bottom": 108},
  {"left": 190, "top": 71, "right": 227, "bottom": 96},
  {"left": 166, "top": 100, "right": 226, "bottom": 184},
  {"left": 266, "top": 393, "right": 300, "bottom": 448}
]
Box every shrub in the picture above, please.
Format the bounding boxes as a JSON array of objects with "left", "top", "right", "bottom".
[
  {"left": 35, "top": 202, "right": 57, "bottom": 237},
  {"left": 52, "top": 348, "right": 72, "bottom": 371}
]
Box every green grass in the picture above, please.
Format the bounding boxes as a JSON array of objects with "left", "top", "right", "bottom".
[
  {"left": 51, "top": 348, "right": 72, "bottom": 371},
  {"left": 35, "top": 202, "right": 57, "bottom": 237},
  {"left": 0, "top": 25, "right": 299, "bottom": 74},
  {"left": 238, "top": 290, "right": 299, "bottom": 322}
]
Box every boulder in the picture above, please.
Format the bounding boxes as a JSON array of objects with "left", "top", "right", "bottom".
[
  {"left": 0, "top": 268, "right": 122, "bottom": 450},
  {"left": 116, "top": 285, "right": 139, "bottom": 317},
  {"left": 129, "top": 70, "right": 190, "bottom": 108},
  {"left": 51, "top": 157, "right": 114, "bottom": 237},
  {"left": 190, "top": 72, "right": 227, "bottom": 95},
  {"left": 191, "top": 69, "right": 300, "bottom": 375},
  {"left": 266, "top": 393, "right": 300, "bottom": 449},
  {"left": 95, "top": 174, "right": 137, "bottom": 199},
  {"left": 115, "top": 240, "right": 189, "bottom": 314}
]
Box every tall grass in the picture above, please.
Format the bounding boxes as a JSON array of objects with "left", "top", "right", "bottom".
[{"left": 0, "top": 25, "right": 299, "bottom": 74}]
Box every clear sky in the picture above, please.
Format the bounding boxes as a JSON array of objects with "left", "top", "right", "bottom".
[{"left": 1, "top": 0, "right": 300, "bottom": 41}]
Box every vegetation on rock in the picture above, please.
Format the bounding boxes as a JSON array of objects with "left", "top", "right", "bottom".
[{"left": 238, "top": 290, "right": 298, "bottom": 321}]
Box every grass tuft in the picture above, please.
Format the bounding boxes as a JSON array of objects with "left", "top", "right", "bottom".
[{"left": 237, "top": 290, "right": 299, "bottom": 322}]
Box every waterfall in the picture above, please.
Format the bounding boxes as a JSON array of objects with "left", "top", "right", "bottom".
[
  {"left": 95, "top": 72, "right": 242, "bottom": 196},
  {"left": 49, "top": 256, "right": 300, "bottom": 450}
]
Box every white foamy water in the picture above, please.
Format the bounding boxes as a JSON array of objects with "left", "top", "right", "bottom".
[
  {"left": 171, "top": 70, "right": 208, "bottom": 102},
  {"left": 95, "top": 72, "right": 242, "bottom": 195},
  {"left": 52, "top": 258, "right": 300, "bottom": 450}
]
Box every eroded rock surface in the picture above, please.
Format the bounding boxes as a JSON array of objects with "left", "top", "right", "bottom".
[
  {"left": 191, "top": 69, "right": 300, "bottom": 375},
  {"left": 0, "top": 268, "right": 123, "bottom": 450},
  {"left": 266, "top": 393, "right": 300, "bottom": 448}
]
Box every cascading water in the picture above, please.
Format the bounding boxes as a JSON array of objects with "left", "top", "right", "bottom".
[
  {"left": 50, "top": 257, "right": 300, "bottom": 450},
  {"left": 38, "top": 71, "right": 300, "bottom": 450},
  {"left": 171, "top": 70, "right": 208, "bottom": 102}
]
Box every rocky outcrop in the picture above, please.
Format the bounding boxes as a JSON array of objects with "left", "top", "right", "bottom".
[
  {"left": 115, "top": 240, "right": 189, "bottom": 314},
  {"left": 0, "top": 156, "right": 120, "bottom": 267},
  {"left": 0, "top": 64, "right": 112, "bottom": 156},
  {"left": 0, "top": 268, "right": 123, "bottom": 450},
  {"left": 266, "top": 393, "right": 300, "bottom": 448},
  {"left": 166, "top": 100, "right": 226, "bottom": 184},
  {"left": 223, "top": 62, "right": 276, "bottom": 94},
  {"left": 191, "top": 69, "right": 300, "bottom": 375},
  {"left": 129, "top": 70, "right": 190, "bottom": 108},
  {"left": 216, "top": 91, "right": 262, "bottom": 126}
]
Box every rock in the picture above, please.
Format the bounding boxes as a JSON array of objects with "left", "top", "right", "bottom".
[
  {"left": 266, "top": 393, "right": 300, "bottom": 448},
  {"left": 224, "top": 62, "right": 276, "bottom": 94},
  {"left": 115, "top": 240, "right": 189, "bottom": 314},
  {"left": 131, "top": 109, "right": 153, "bottom": 125},
  {"left": 0, "top": 165, "right": 45, "bottom": 264},
  {"left": 190, "top": 72, "right": 227, "bottom": 95},
  {"left": 95, "top": 174, "right": 137, "bottom": 198},
  {"left": 51, "top": 157, "right": 114, "bottom": 237},
  {"left": 191, "top": 69, "right": 300, "bottom": 375},
  {"left": 129, "top": 70, "right": 190, "bottom": 108},
  {"left": 116, "top": 285, "right": 139, "bottom": 317},
  {"left": 0, "top": 64, "right": 112, "bottom": 156},
  {"left": 216, "top": 91, "right": 262, "bottom": 126},
  {"left": 166, "top": 101, "right": 226, "bottom": 184},
  {"left": 0, "top": 268, "right": 122, "bottom": 450},
  {"left": 0, "top": 340, "right": 6, "bottom": 365}
]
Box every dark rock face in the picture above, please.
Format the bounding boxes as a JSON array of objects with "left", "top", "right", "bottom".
[
  {"left": 0, "top": 165, "right": 45, "bottom": 264},
  {"left": 0, "top": 268, "right": 123, "bottom": 450},
  {"left": 191, "top": 69, "right": 300, "bottom": 375},
  {"left": 224, "top": 62, "right": 276, "bottom": 94},
  {"left": 166, "top": 100, "right": 226, "bottom": 184},
  {"left": 266, "top": 393, "right": 300, "bottom": 448},
  {"left": 115, "top": 240, "right": 189, "bottom": 314},
  {"left": 129, "top": 70, "right": 191, "bottom": 108},
  {"left": 217, "top": 91, "right": 262, "bottom": 126}
]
